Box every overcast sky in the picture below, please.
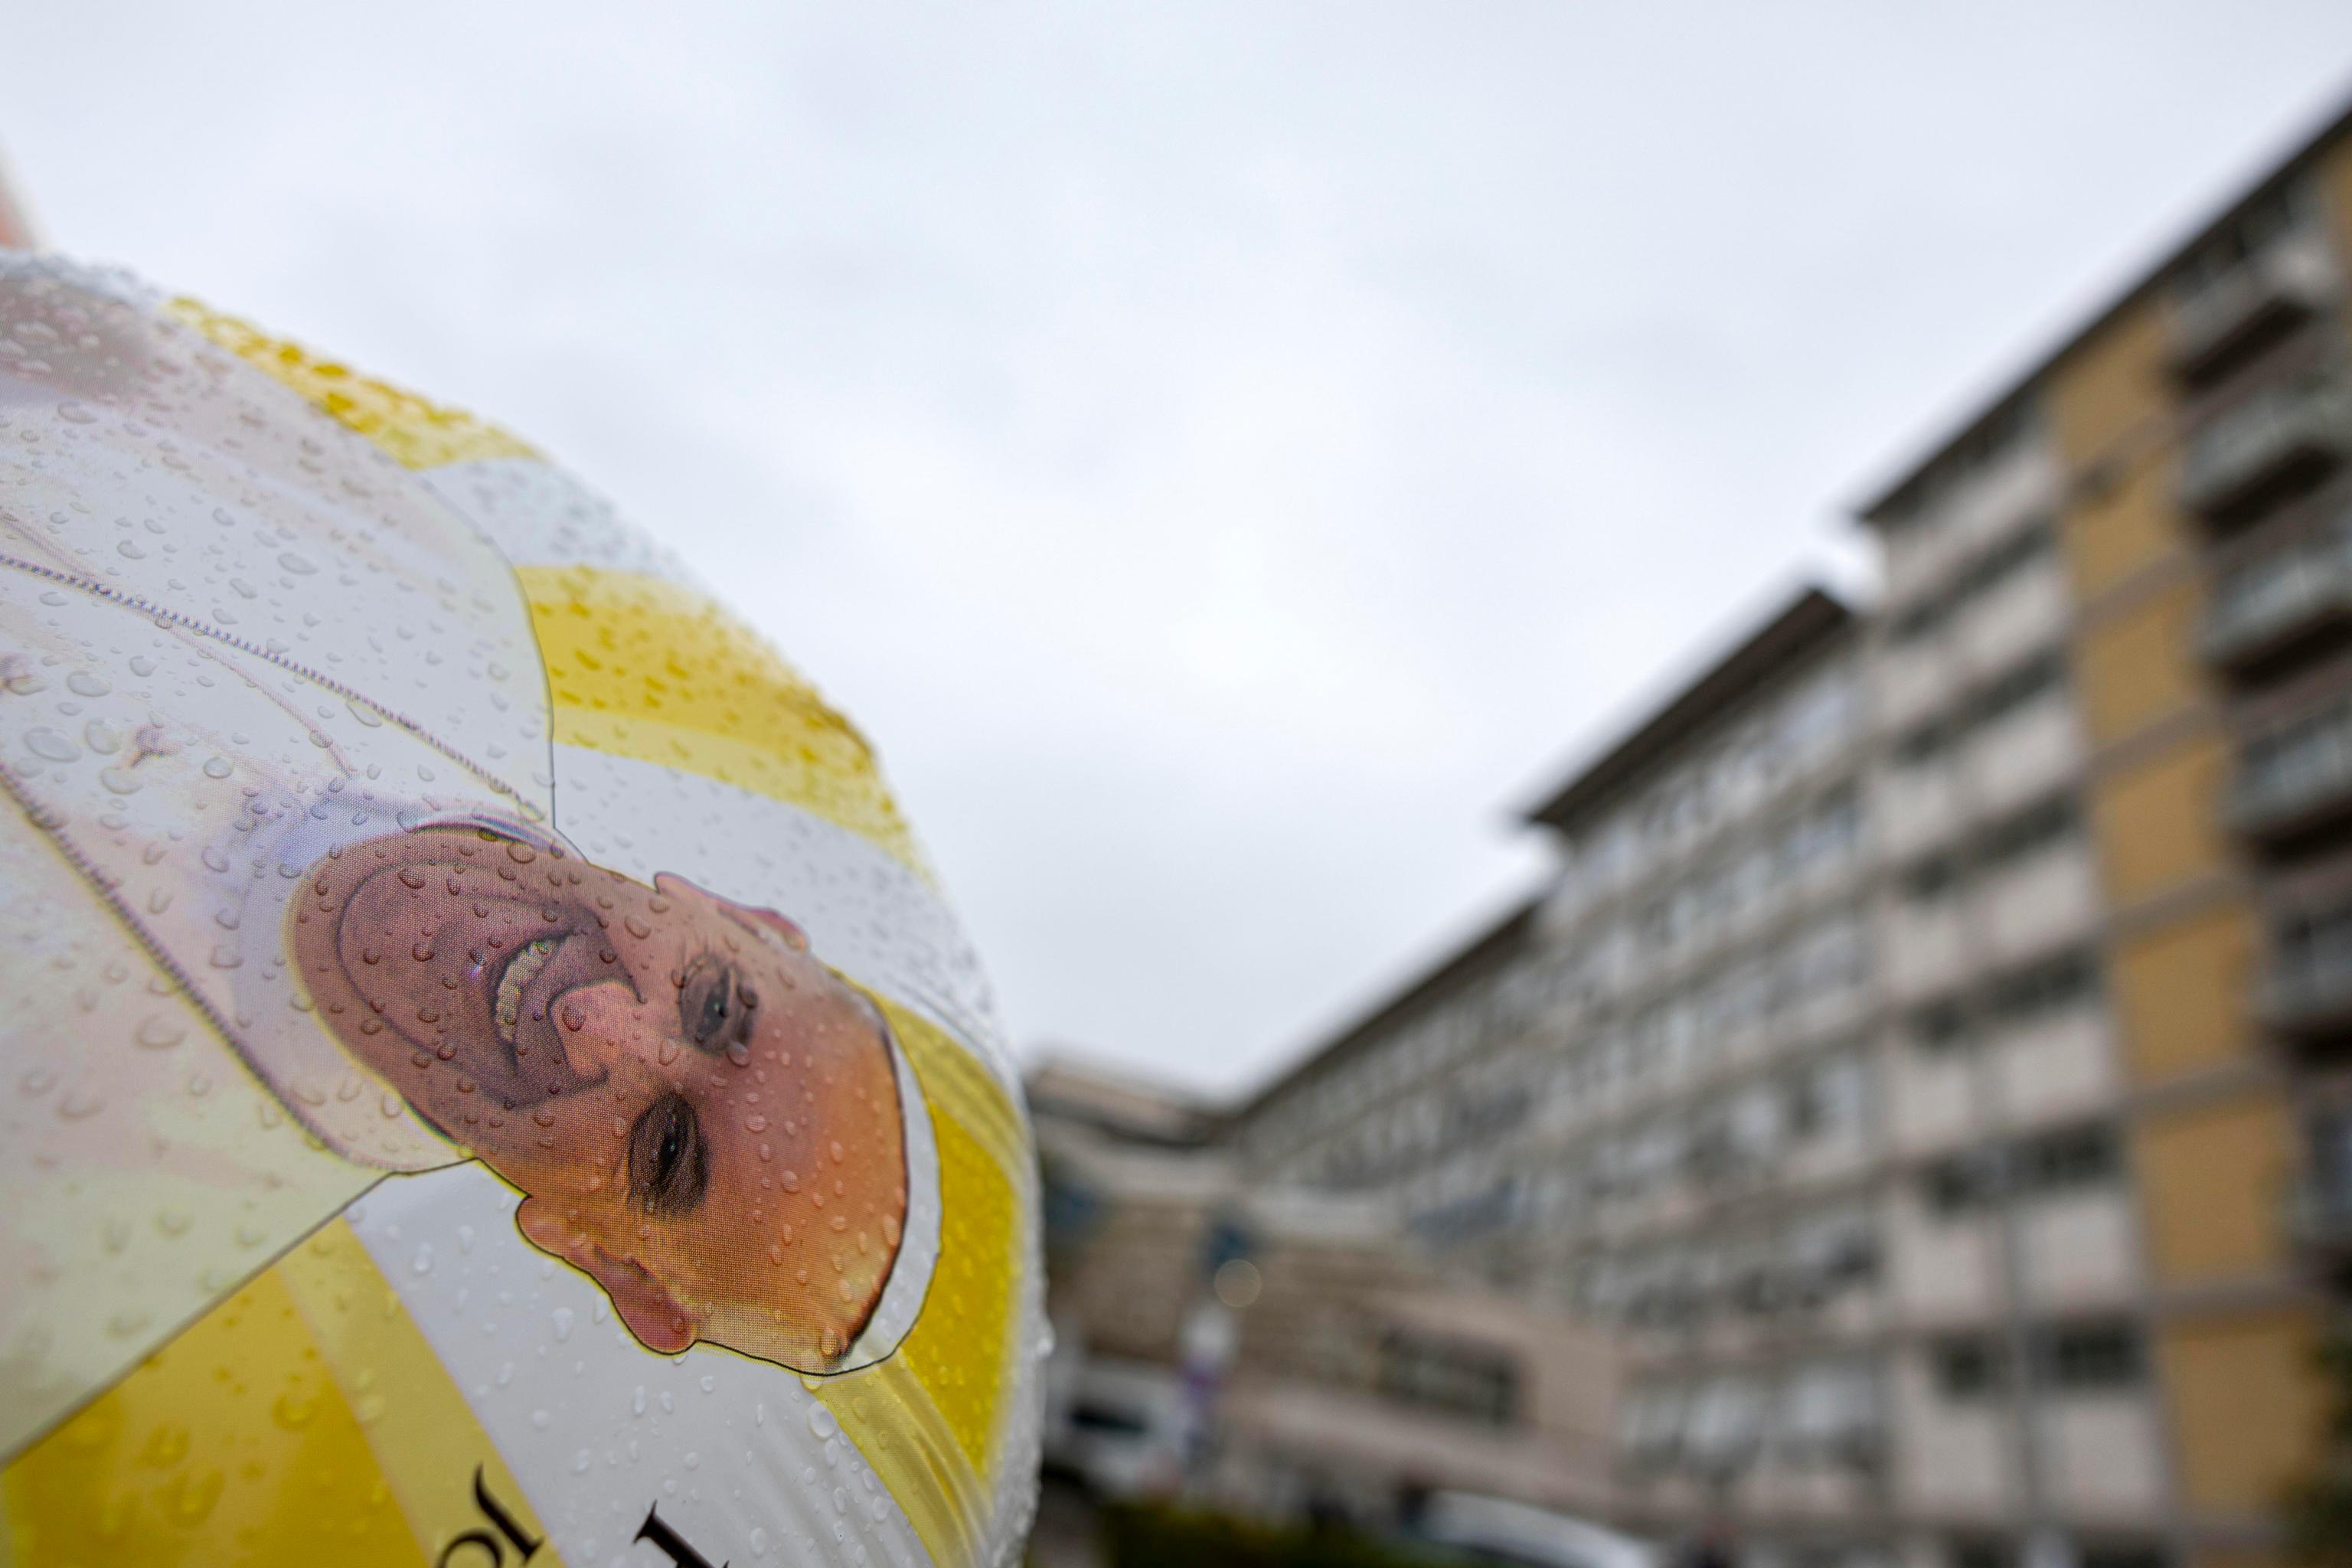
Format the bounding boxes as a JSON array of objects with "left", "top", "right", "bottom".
[{"left": 10, "top": 4, "right": 2352, "bottom": 1098}]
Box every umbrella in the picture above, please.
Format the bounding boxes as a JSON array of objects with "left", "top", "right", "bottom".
[{"left": 0, "top": 254, "right": 1041, "bottom": 1568}]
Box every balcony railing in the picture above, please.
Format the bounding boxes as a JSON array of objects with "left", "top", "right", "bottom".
[
  {"left": 2259, "top": 932, "right": 2352, "bottom": 1035},
  {"left": 2200, "top": 525, "right": 2352, "bottom": 670},
  {"left": 2226, "top": 726, "right": 2352, "bottom": 841},
  {"left": 2179, "top": 373, "right": 2352, "bottom": 521},
  {"left": 2170, "top": 234, "right": 2339, "bottom": 382},
  {"left": 2288, "top": 1172, "right": 2352, "bottom": 1256}
]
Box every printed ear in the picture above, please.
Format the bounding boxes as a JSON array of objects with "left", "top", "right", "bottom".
[{"left": 653, "top": 870, "right": 810, "bottom": 952}]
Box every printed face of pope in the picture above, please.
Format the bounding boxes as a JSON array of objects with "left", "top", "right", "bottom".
[{"left": 288, "top": 824, "right": 908, "bottom": 1370}]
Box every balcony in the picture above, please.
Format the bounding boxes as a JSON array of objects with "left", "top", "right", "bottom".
[
  {"left": 2290, "top": 1173, "right": 2352, "bottom": 1259},
  {"left": 2170, "top": 233, "right": 2339, "bottom": 383},
  {"left": 2258, "top": 928, "right": 2352, "bottom": 1037},
  {"left": 2178, "top": 371, "right": 2352, "bottom": 522},
  {"left": 2228, "top": 710, "right": 2352, "bottom": 842},
  {"left": 2200, "top": 522, "right": 2352, "bottom": 671}
]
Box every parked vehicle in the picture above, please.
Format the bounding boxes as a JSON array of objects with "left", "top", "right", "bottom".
[
  {"left": 1406, "top": 1491, "right": 1659, "bottom": 1568},
  {"left": 1042, "top": 1356, "right": 1189, "bottom": 1500}
]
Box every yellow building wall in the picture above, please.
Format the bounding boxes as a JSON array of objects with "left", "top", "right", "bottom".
[
  {"left": 2133, "top": 1089, "right": 2293, "bottom": 1282},
  {"left": 2321, "top": 133, "right": 2352, "bottom": 274},
  {"left": 2092, "top": 729, "right": 2236, "bottom": 903},
  {"left": 2110, "top": 898, "right": 2259, "bottom": 1083},
  {"left": 2158, "top": 1305, "right": 2326, "bottom": 1516},
  {"left": 2063, "top": 452, "right": 2193, "bottom": 605},
  {"left": 2048, "top": 297, "right": 2170, "bottom": 471},
  {"left": 2075, "top": 573, "right": 2210, "bottom": 746}
]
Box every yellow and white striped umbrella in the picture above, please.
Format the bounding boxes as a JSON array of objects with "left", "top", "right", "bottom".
[{"left": 0, "top": 256, "right": 1042, "bottom": 1568}]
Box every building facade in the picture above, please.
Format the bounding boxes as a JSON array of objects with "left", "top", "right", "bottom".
[
  {"left": 1215, "top": 97, "right": 2352, "bottom": 1568},
  {"left": 1858, "top": 95, "right": 2352, "bottom": 1568},
  {"left": 1030, "top": 1057, "right": 1621, "bottom": 1523},
  {"left": 1233, "top": 588, "right": 1897, "bottom": 1563}
]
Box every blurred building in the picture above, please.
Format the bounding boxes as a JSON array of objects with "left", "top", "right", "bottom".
[
  {"left": 1056, "top": 92, "right": 2352, "bottom": 1568},
  {"left": 1031, "top": 1056, "right": 1620, "bottom": 1524},
  {"left": 1854, "top": 93, "right": 2352, "bottom": 1568},
  {"left": 1230, "top": 589, "right": 1896, "bottom": 1561}
]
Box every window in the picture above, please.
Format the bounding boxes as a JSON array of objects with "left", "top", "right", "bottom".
[
  {"left": 1900, "top": 654, "right": 2066, "bottom": 766},
  {"left": 1951, "top": 1540, "right": 2016, "bottom": 1568},
  {"left": 1775, "top": 789, "right": 1864, "bottom": 883},
  {"left": 1704, "top": 959, "right": 1771, "bottom": 1040},
  {"left": 2278, "top": 899, "right": 2352, "bottom": 978},
  {"left": 1623, "top": 1246, "right": 1699, "bottom": 1328},
  {"left": 1776, "top": 1358, "right": 1880, "bottom": 1462},
  {"left": 1895, "top": 717, "right": 1952, "bottom": 766},
  {"left": 1379, "top": 1331, "right": 1520, "bottom": 1426},
  {"left": 2210, "top": 514, "right": 2352, "bottom": 652},
  {"left": 1778, "top": 671, "right": 1860, "bottom": 764},
  {"left": 1922, "top": 1153, "right": 1994, "bottom": 1214},
  {"left": 2177, "top": 179, "right": 2311, "bottom": 292},
  {"left": 2012, "top": 1123, "right": 2119, "bottom": 1194},
  {"left": 1727, "top": 1081, "right": 1787, "bottom": 1163},
  {"left": 1889, "top": 521, "right": 2055, "bottom": 645},
  {"left": 1977, "top": 794, "right": 2078, "bottom": 870},
  {"left": 1904, "top": 853, "right": 1962, "bottom": 902},
  {"left": 2077, "top": 1544, "right": 2167, "bottom": 1568},
  {"left": 1792, "top": 1051, "right": 1870, "bottom": 1142},
  {"left": 1932, "top": 1337, "right": 2008, "bottom": 1398},
  {"left": 1783, "top": 1204, "right": 1878, "bottom": 1302},
  {"left": 1975, "top": 652, "right": 2066, "bottom": 730},
  {"left": 1912, "top": 998, "right": 1971, "bottom": 1050},
  {"left": 1983, "top": 947, "right": 2099, "bottom": 1026},
  {"left": 1629, "top": 1001, "right": 1697, "bottom": 1083},
  {"left": 1618, "top": 1385, "right": 1686, "bottom": 1467},
  {"left": 1880, "top": 398, "right": 2038, "bottom": 538},
  {"left": 2243, "top": 699, "right": 2352, "bottom": 812},
  {"left": 1722, "top": 1235, "right": 1781, "bottom": 1315},
  {"left": 2034, "top": 1321, "right": 2144, "bottom": 1390},
  {"left": 1683, "top": 1375, "right": 1771, "bottom": 1475},
  {"left": 1624, "top": 1117, "right": 1689, "bottom": 1190}
]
